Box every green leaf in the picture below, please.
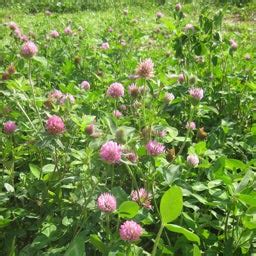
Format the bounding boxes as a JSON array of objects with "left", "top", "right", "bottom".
[
  {"left": 239, "top": 194, "right": 256, "bottom": 207},
  {"left": 193, "top": 244, "right": 201, "bottom": 256},
  {"left": 118, "top": 201, "right": 139, "bottom": 219},
  {"left": 33, "top": 56, "right": 48, "bottom": 67},
  {"left": 42, "top": 164, "right": 55, "bottom": 174},
  {"left": 165, "top": 224, "right": 200, "bottom": 245},
  {"left": 41, "top": 223, "right": 56, "bottom": 238},
  {"left": 4, "top": 183, "right": 14, "bottom": 193},
  {"left": 242, "top": 207, "right": 256, "bottom": 229},
  {"left": 235, "top": 170, "right": 253, "bottom": 193},
  {"left": 225, "top": 159, "right": 246, "bottom": 171},
  {"left": 195, "top": 141, "right": 206, "bottom": 155},
  {"left": 111, "top": 187, "right": 128, "bottom": 205},
  {"left": 29, "top": 164, "right": 41, "bottom": 179},
  {"left": 163, "top": 127, "right": 178, "bottom": 143},
  {"left": 160, "top": 186, "right": 183, "bottom": 224},
  {"left": 65, "top": 232, "right": 85, "bottom": 256},
  {"left": 0, "top": 216, "right": 11, "bottom": 228},
  {"left": 89, "top": 234, "right": 106, "bottom": 253}
]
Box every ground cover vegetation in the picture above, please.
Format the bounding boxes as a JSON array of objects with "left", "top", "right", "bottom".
[{"left": 0, "top": 0, "right": 255, "bottom": 255}]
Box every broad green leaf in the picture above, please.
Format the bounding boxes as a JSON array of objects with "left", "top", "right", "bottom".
[
  {"left": 160, "top": 186, "right": 183, "bottom": 224},
  {"left": 4, "top": 183, "right": 14, "bottom": 193},
  {"left": 42, "top": 164, "right": 55, "bottom": 174},
  {"left": 193, "top": 244, "right": 201, "bottom": 256},
  {"left": 195, "top": 141, "right": 206, "bottom": 155},
  {"left": 33, "top": 56, "right": 48, "bottom": 67},
  {"left": 0, "top": 217, "right": 11, "bottom": 228},
  {"left": 165, "top": 224, "right": 200, "bottom": 245},
  {"left": 41, "top": 223, "right": 56, "bottom": 238},
  {"left": 65, "top": 232, "right": 85, "bottom": 256},
  {"left": 163, "top": 127, "right": 178, "bottom": 143},
  {"left": 225, "top": 159, "right": 246, "bottom": 171},
  {"left": 238, "top": 194, "right": 256, "bottom": 207},
  {"left": 242, "top": 207, "right": 256, "bottom": 230},
  {"left": 235, "top": 170, "right": 253, "bottom": 193},
  {"left": 111, "top": 187, "right": 128, "bottom": 205},
  {"left": 29, "top": 164, "right": 41, "bottom": 179},
  {"left": 118, "top": 201, "right": 139, "bottom": 219},
  {"left": 89, "top": 234, "right": 106, "bottom": 253}
]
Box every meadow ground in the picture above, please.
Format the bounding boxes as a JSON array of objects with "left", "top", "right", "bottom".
[{"left": 0, "top": 1, "right": 255, "bottom": 255}]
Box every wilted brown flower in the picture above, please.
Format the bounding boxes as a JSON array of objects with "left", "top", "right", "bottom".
[
  {"left": 135, "top": 59, "right": 154, "bottom": 79},
  {"left": 166, "top": 148, "right": 176, "bottom": 162},
  {"left": 197, "top": 127, "right": 208, "bottom": 140}
]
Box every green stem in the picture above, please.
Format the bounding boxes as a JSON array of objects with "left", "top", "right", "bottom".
[
  {"left": 152, "top": 224, "right": 164, "bottom": 256},
  {"left": 16, "top": 101, "right": 37, "bottom": 133},
  {"left": 28, "top": 59, "right": 43, "bottom": 129},
  {"left": 168, "top": 104, "right": 194, "bottom": 166},
  {"left": 111, "top": 165, "right": 115, "bottom": 189},
  {"left": 224, "top": 210, "right": 231, "bottom": 242},
  {"left": 106, "top": 214, "right": 111, "bottom": 240},
  {"left": 125, "top": 164, "right": 139, "bottom": 191}
]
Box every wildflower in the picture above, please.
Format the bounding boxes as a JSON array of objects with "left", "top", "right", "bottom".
[
  {"left": 186, "top": 121, "right": 196, "bottom": 130},
  {"left": 46, "top": 115, "right": 65, "bottom": 135},
  {"left": 20, "top": 34, "right": 28, "bottom": 42},
  {"left": 125, "top": 151, "right": 138, "bottom": 163},
  {"left": 135, "top": 59, "right": 154, "bottom": 79},
  {"left": 119, "top": 105, "right": 127, "bottom": 111},
  {"left": 100, "top": 141, "right": 122, "bottom": 164},
  {"left": 178, "top": 73, "right": 185, "bottom": 83},
  {"left": 189, "top": 87, "right": 204, "bottom": 101},
  {"left": 175, "top": 3, "right": 182, "bottom": 12},
  {"left": 131, "top": 188, "right": 152, "bottom": 208},
  {"left": 113, "top": 110, "right": 122, "bottom": 118},
  {"left": 146, "top": 140, "right": 165, "bottom": 156},
  {"left": 119, "top": 221, "right": 142, "bottom": 242},
  {"left": 64, "top": 26, "right": 72, "bottom": 35},
  {"left": 230, "top": 39, "right": 238, "bottom": 50},
  {"left": 101, "top": 42, "right": 109, "bottom": 49},
  {"left": 156, "top": 12, "right": 164, "bottom": 19},
  {"left": 107, "top": 83, "right": 124, "bottom": 98},
  {"left": 128, "top": 84, "right": 139, "bottom": 97},
  {"left": 20, "top": 41, "right": 38, "bottom": 58},
  {"left": 184, "top": 23, "right": 194, "bottom": 32},
  {"left": 80, "top": 80, "right": 90, "bottom": 90},
  {"left": 244, "top": 53, "right": 251, "bottom": 61},
  {"left": 7, "top": 65, "right": 16, "bottom": 75},
  {"left": 48, "top": 89, "right": 63, "bottom": 104},
  {"left": 3, "top": 121, "right": 17, "bottom": 134},
  {"left": 164, "top": 92, "right": 175, "bottom": 104},
  {"left": 187, "top": 154, "right": 199, "bottom": 167},
  {"left": 50, "top": 30, "right": 59, "bottom": 38},
  {"left": 8, "top": 22, "right": 18, "bottom": 31},
  {"left": 59, "top": 94, "right": 75, "bottom": 105},
  {"left": 85, "top": 124, "right": 94, "bottom": 135},
  {"left": 2, "top": 72, "right": 10, "bottom": 80},
  {"left": 97, "top": 193, "right": 117, "bottom": 213}
]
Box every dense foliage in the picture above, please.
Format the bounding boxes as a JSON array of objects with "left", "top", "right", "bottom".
[{"left": 0, "top": 1, "right": 255, "bottom": 255}]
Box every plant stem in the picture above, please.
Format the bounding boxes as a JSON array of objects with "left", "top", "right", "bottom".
[
  {"left": 28, "top": 59, "right": 43, "bottom": 128},
  {"left": 125, "top": 164, "right": 139, "bottom": 191},
  {"left": 16, "top": 101, "right": 37, "bottom": 132},
  {"left": 152, "top": 223, "right": 164, "bottom": 256},
  {"left": 111, "top": 165, "right": 115, "bottom": 188},
  {"left": 224, "top": 210, "right": 230, "bottom": 242},
  {"left": 168, "top": 104, "right": 194, "bottom": 166}
]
